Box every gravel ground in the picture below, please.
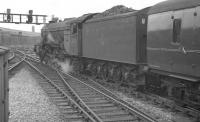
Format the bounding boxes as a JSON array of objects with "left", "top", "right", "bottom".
[
  {"left": 94, "top": 80, "right": 194, "bottom": 122},
  {"left": 9, "top": 68, "right": 65, "bottom": 122},
  {"left": 115, "top": 92, "right": 192, "bottom": 122}
]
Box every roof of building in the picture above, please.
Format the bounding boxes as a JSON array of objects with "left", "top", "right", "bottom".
[
  {"left": 0, "top": 27, "right": 40, "bottom": 37},
  {"left": 0, "top": 46, "right": 9, "bottom": 55}
]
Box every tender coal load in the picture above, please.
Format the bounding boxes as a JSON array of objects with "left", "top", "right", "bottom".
[{"left": 93, "top": 5, "right": 135, "bottom": 19}]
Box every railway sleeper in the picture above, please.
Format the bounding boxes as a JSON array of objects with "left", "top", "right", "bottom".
[
  {"left": 48, "top": 93, "right": 64, "bottom": 97},
  {"left": 74, "top": 89, "right": 94, "bottom": 92},
  {"left": 85, "top": 100, "right": 110, "bottom": 105},
  {"left": 72, "top": 86, "right": 94, "bottom": 90},
  {"left": 43, "top": 88, "right": 58, "bottom": 91},
  {"left": 50, "top": 96, "right": 66, "bottom": 99},
  {"left": 56, "top": 86, "right": 67, "bottom": 89},
  {"left": 46, "top": 92, "right": 61, "bottom": 95},
  {"left": 54, "top": 85, "right": 67, "bottom": 90},
  {"left": 58, "top": 105, "right": 73, "bottom": 110},
  {"left": 52, "top": 84, "right": 67, "bottom": 88},
  {"left": 100, "top": 114, "right": 138, "bottom": 122},
  {"left": 38, "top": 82, "right": 52, "bottom": 86},
  {"left": 52, "top": 98, "right": 68, "bottom": 103},
  {"left": 80, "top": 96, "right": 106, "bottom": 100},
  {"left": 97, "top": 110, "right": 128, "bottom": 117},
  {"left": 79, "top": 94, "right": 104, "bottom": 98},
  {"left": 91, "top": 106, "right": 119, "bottom": 113},
  {"left": 40, "top": 86, "right": 55, "bottom": 89},
  {"left": 61, "top": 109, "right": 80, "bottom": 115},
  {"left": 63, "top": 114, "right": 84, "bottom": 121},
  {"left": 79, "top": 96, "right": 106, "bottom": 101},
  {"left": 87, "top": 103, "right": 114, "bottom": 108},
  {"left": 56, "top": 102, "right": 69, "bottom": 106},
  {"left": 76, "top": 92, "right": 100, "bottom": 96},
  {"left": 51, "top": 81, "right": 65, "bottom": 85}
]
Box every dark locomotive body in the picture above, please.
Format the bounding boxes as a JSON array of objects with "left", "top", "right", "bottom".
[
  {"left": 82, "top": 10, "right": 147, "bottom": 64},
  {"left": 36, "top": 0, "right": 200, "bottom": 109},
  {"left": 79, "top": 8, "right": 149, "bottom": 88},
  {"left": 38, "top": 20, "right": 70, "bottom": 61}
]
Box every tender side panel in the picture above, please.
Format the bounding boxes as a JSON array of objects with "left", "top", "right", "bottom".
[
  {"left": 70, "top": 24, "right": 79, "bottom": 56},
  {"left": 64, "top": 26, "right": 71, "bottom": 54},
  {"left": 82, "top": 15, "right": 137, "bottom": 64},
  {"left": 147, "top": 7, "right": 200, "bottom": 78}
]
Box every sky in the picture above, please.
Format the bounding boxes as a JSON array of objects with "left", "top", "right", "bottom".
[{"left": 0, "top": 0, "right": 166, "bottom": 32}]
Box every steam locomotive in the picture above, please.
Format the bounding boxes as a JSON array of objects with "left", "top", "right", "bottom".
[{"left": 35, "top": 0, "right": 200, "bottom": 109}]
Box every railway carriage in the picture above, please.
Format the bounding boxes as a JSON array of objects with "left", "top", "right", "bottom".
[{"left": 147, "top": 0, "right": 200, "bottom": 108}]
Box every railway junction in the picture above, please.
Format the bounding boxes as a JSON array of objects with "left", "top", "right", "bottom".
[
  {"left": 5, "top": 47, "right": 197, "bottom": 122},
  {"left": 0, "top": 0, "right": 200, "bottom": 122}
]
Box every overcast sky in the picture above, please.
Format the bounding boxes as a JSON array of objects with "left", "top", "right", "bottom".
[{"left": 0, "top": 0, "right": 166, "bottom": 32}]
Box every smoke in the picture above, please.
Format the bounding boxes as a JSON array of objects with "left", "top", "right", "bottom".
[
  {"left": 54, "top": 59, "right": 73, "bottom": 74},
  {"left": 47, "top": 33, "right": 55, "bottom": 42}
]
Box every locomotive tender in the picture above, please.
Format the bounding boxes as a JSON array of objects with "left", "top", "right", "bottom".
[{"left": 36, "top": 0, "right": 200, "bottom": 109}]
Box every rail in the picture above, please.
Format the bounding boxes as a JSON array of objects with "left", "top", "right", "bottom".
[
  {"left": 24, "top": 59, "right": 97, "bottom": 122},
  {"left": 58, "top": 69, "right": 157, "bottom": 122}
]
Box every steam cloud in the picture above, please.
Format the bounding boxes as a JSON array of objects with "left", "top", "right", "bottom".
[
  {"left": 54, "top": 59, "right": 73, "bottom": 74},
  {"left": 47, "top": 33, "right": 55, "bottom": 42}
]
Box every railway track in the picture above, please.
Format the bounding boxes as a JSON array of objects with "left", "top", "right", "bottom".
[
  {"left": 59, "top": 72, "right": 157, "bottom": 122},
  {"left": 8, "top": 50, "right": 25, "bottom": 70},
  {"left": 8, "top": 49, "right": 96, "bottom": 122},
  {"left": 25, "top": 59, "right": 96, "bottom": 122},
  {"left": 15, "top": 48, "right": 40, "bottom": 62},
  {"left": 12, "top": 48, "right": 157, "bottom": 121},
  {"left": 23, "top": 57, "right": 157, "bottom": 122},
  {"left": 8, "top": 49, "right": 27, "bottom": 80},
  {"left": 8, "top": 47, "right": 40, "bottom": 79},
  {"left": 72, "top": 73, "right": 200, "bottom": 121},
  {"left": 7, "top": 49, "right": 158, "bottom": 122},
  {"left": 8, "top": 48, "right": 200, "bottom": 122}
]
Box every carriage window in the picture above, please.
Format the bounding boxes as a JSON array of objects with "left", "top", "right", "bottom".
[{"left": 173, "top": 19, "right": 182, "bottom": 44}]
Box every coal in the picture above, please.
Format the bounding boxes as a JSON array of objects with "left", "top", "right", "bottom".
[{"left": 93, "top": 5, "right": 135, "bottom": 19}]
